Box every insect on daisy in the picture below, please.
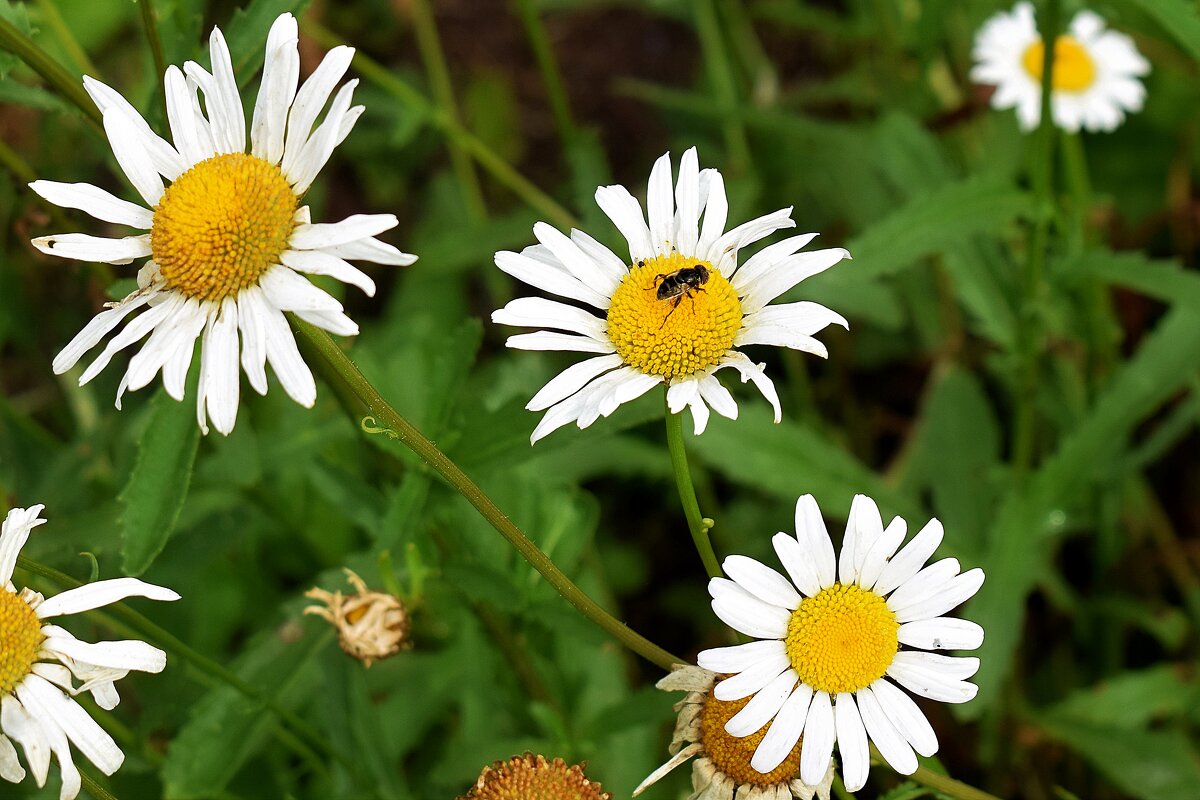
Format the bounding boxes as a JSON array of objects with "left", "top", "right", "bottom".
[
  {"left": 697, "top": 495, "right": 985, "bottom": 792},
  {"left": 970, "top": 2, "right": 1149, "bottom": 133},
  {"left": 492, "top": 148, "right": 849, "bottom": 443},
  {"left": 0, "top": 505, "right": 179, "bottom": 800},
  {"left": 31, "top": 13, "right": 416, "bottom": 435},
  {"left": 635, "top": 665, "right": 834, "bottom": 800}
]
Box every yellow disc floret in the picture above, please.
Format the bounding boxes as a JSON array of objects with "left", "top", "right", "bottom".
[
  {"left": 785, "top": 583, "right": 899, "bottom": 696},
  {"left": 606, "top": 253, "right": 741, "bottom": 380},
  {"left": 700, "top": 683, "right": 802, "bottom": 785},
  {"left": 152, "top": 153, "right": 297, "bottom": 302},
  {"left": 1022, "top": 36, "right": 1097, "bottom": 93},
  {"left": 0, "top": 589, "right": 43, "bottom": 694}
]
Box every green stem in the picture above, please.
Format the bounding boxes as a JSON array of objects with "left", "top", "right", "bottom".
[
  {"left": 290, "top": 317, "right": 681, "bottom": 671},
  {"left": 0, "top": 137, "right": 36, "bottom": 184},
  {"left": 138, "top": 0, "right": 167, "bottom": 90},
  {"left": 1012, "top": 0, "right": 1061, "bottom": 480},
  {"left": 664, "top": 393, "right": 722, "bottom": 578},
  {"left": 694, "top": 0, "right": 751, "bottom": 171},
  {"left": 0, "top": 14, "right": 101, "bottom": 130},
  {"left": 35, "top": 0, "right": 98, "bottom": 75},
  {"left": 512, "top": 0, "right": 576, "bottom": 146},
  {"left": 304, "top": 20, "right": 577, "bottom": 231},
  {"left": 80, "top": 771, "right": 119, "bottom": 800},
  {"left": 407, "top": 0, "right": 488, "bottom": 221},
  {"left": 910, "top": 764, "right": 1004, "bottom": 800},
  {"left": 15, "top": 556, "right": 354, "bottom": 778}
]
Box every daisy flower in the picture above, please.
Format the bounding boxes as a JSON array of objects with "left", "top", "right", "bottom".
[
  {"left": 461, "top": 753, "right": 609, "bottom": 800},
  {"left": 492, "top": 148, "right": 849, "bottom": 443},
  {"left": 696, "top": 495, "right": 985, "bottom": 792},
  {"left": 970, "top": 2, "right": 1149, "bottom": 132},
  {"left": 0, "top": 505, "right": 179, "bottom": 800},
  {"left": 31, "top": 13, "right": 416, "bottom": 435},
  {"left": 635, "top": 665, "right": 833, "bottom": 800}
]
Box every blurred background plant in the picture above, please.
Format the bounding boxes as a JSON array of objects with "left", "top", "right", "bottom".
[{"left": 1, "top": 0, "right": 1199, "bottom": 798}]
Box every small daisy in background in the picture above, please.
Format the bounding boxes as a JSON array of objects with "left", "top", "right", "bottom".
[
  {"left": 697, "top": 495, "right": 985, "bottom": 792},
  {"left": 492, "top": 147, "right": 849, "bottom": 443},
  {"left": 30, "top": 13, "right": 416, "bottom": 435},
  {"left": 971, "top": 2, "right": 1149, "bottom": 132},
  {"left": 460, "top": 753, "right": 609, "bottom": 800},
  {"left": 635, "top": 664, "right": 833, "bottom": 800},
  {"left": 0, "top": 505, "right": 179, "bottom": 800}
]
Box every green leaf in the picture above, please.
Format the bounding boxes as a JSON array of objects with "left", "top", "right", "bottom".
[
  {"left": 1037, "top": 721, "right": 1200, "bottom": 800},
  {"left": 119, "top": 387, "right": 200, "bottom": 575},
  {"left": 689, "top": 404, "right": 923, "bottom": 523},
  {"left": 0, "top": 78, "right": 74, "bottom": 112},
  {"left": 1071, "top": 250, "right": 1200, "bottom": 310},
  {"left": 0, "top": 2, "right": 32, "bottom": 79},
  {"left": 1122, "top": 0, "right": 1200, "bottom": 63},
  {"left": 1044, "top": 665, "right": 1197, "bottom": 730},
  {"left": 967, "top": 309, "right": 1200, "bottom": 713},
  {"left": 162, "top": 624, "right": 329, "bottom": 799},
  {"left": 843, "top": 174, "right": 1033, "bottom": 282}
]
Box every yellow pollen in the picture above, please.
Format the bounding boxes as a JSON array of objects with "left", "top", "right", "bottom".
[
  {"left": 152, "top": 153, "right": 297, "bottom": 302},
  {"left": 1022, "top": 36, "right": 1097, "bottom": 93},
  {"left": 606, "top": 254, "right": 741, "bottom": 380},
  {"left": 784, "top": 583, "right": 898, "bottom": 696},
  {"left": 0, "top": 589, "right": 43, "bottom": 694},
  {"left": 700, "top": 682, "right": 802, "bottom": 785}
]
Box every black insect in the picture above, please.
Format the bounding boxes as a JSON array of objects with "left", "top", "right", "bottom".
[{"left": 651, "top": 264, "right": 709, "bottom": 326}]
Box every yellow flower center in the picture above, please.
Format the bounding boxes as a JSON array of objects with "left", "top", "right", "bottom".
[
  {"left": 1022, "top": 36, "right": 1097, "bottom": 93},
  {"left": 700, "top": 683, "right": 802, "bottom": 785},
  {"left": 0, "top": 589, "right": 43, "bottom": 694},
  {"left": 785, "top": 583, "right": 898, "bottom": 696},
  {"left": 606, "top": 254, "right": 742, "bottom": 380},
  {"left": 151, "top": 153, "right": 297, "bottom": 302},
  {"left": 460, "top": 753, "right": 610, "bottom": 800}
]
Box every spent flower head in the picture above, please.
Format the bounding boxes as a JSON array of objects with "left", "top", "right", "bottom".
[
  {"left": 492, "top": 147, "right": 849, "bottom": 443},
  {"left": 697, "top": 495, "right": 985, "bottom": 792},
  {"left": 0, "top": 505, "right": 179, "bottom": 800},
  {"left": 971, "top": 2, "right": 1149, "bottom": 132},
  {"left": 304, "top": 568, "right": 410, "bottom": 667},
  {"left": 31, "top": 13, "right": 415, "bottom": 435},
  {"left": 460, "top": 753, "right": 609, "bottom": 800}
]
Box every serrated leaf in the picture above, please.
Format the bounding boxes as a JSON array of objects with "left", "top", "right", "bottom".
[
  {"left": 1071, "top": 250, "right": 1200, "bottom": 310},
  {"left": 120, "top": 387, "right": 200, "bottom": 575},
  {"left": 0, "top": 1, "right": 33, "bottom": 79}
]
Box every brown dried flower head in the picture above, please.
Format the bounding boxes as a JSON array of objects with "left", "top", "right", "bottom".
[
  {"left": 304, "top": 568, "right": 409, "bottom": 667},
  {"left": 460, "top": 753, "right": 610, "bottom": 800}
]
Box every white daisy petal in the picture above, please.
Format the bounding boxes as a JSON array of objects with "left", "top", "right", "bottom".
[
  {"left": 41, "top": 632, "right": 167, "bottom": 674},
  {"left": 718, "top": 351, "right": 782, "bottom": 423},
  {"left": 799, "top": 691, "right": 835, "bottom": 787},
  {"left": 570, "top": 228, "right": 629, "bottom": 284},
  {"left": 164, "top": 66, "right": 213, "bottom": 166},
  {"left": 0, "top": 733, "right": 26, "bottom": 783},
  {"left": 722, "top": 555, "right": 802, "bottom": 610},
  {"left": 892, "top": 651, "right": 980, "bottom": 680},
  {"left": 261, "top": 305, "right": 316, "bottom": 407},
  {"left": 834, "top": 693, "right": 870, "bottom": 793},
  {"left": 794, "top": 494, "right": 837, "bottom": 590},
  {"left": 525, "top": 354, "right": 623, "bottom": 412},
  {"left": 732, "top": 233, "right": 819, "bottom": 285},
  {"left": 773, "top": 532, "right": 822, "bottom": 598},
  {"left": 28, "top": 181, "right": 152, "bottom": 229},
  {"left": 494, "top": 250, "right": 610, "bottom": 309},
  {"left": 35, "top": 578, "right": 179, "bottom": 619},
  {"left": 696, "top": 374, "right": 738, "bottom": 420},
  {"left": 290, "top": 214, "right": 399, "bottom": 250},
  {"left": 646, "top": 151, "right": 675, "bottom": 255},
  {"left": 695, "top": 639, "right": 787, "bottom": 674},
  {"left": 2, "top": 696, "right": 50, "bottom": 788},
  {"left": 286, "top": 79, "right": 358, "bottom": 193},
  {"left": 280, "top": 249, "right": 376, "bottom": 297},
  {"left": 595, "top": 184, "right": 654, "bottom": 262},
  {"left": 724, "top": 670, "right": 798, "bottom": 736},
  {"left": 696, "top": 169, "right": 727, "bottom": 256},
  {"left": 320, "top": 236, "right": 416, "bottom": 266},
  {"left": 885, "top": 558, "right": 961, "bottom": 616},
  {"left": 859, "top": 516, "right": 907, "bottom": 591},
  {"left": 673, "top": 146, "right": 700, "bottom": 255},
  {"left": 685, "top": 384, "right": 711, "bottom": 435},
  {"left": 83, "top": 77, "right": 184, "bottom": 179},
  {"left": 870, "top": 678, "right": 939, "bottom": 757},
  {"left": 886, "top": 660, "right": 979, "bottom": 704},
  {"left": 892, "top": 567, "right": 985, "bottom": 623},
  {"left": 252, "top": 13, "right": 300, "bottom": 164},
  {"left": 873, "top": 518, "right": 944, "bottom": 597},
  {"left": 282, "top": 45, "right": 355, "bottom": 173},
  {"left": 31, "top": 233, "right": 150, "bottom": 265},
  {"left": 506, "top": 332, "right": 614, "bottom": 354},
  {"left": 739, "top": 248, "right": 851, "bottom": 314},
  {"left": 856, "top": 685, "right": 917, "bottom": 776},
  {"left": 18, "top": 676, "right": 123, "bottom": 775},
  {"left": 200, "top": 299, "right": 240, "bottom": 436},
  {"left": 839, "top": 494, "right": 884, "bottom": 585},
  {"left": 751, "top": 682, "right": 812, "bottom": 774},
  {"left": 706, "top": 207, "right": 795, "bottom": 273},
  {"left": 710, "top": 656, "right": 791, "bottom": 703},
  {"left": 898, "top": 617, "right": 985, "bottom": 651},
  {"left": 0, "top": 506, "right": 46, "bottom": 586},
  {"left": 534, "top": 222, "right": 621, "bottom": 296},
  {"left": 121, "top": 296, "right": 204, "bottom": 394},
  {"left": 710, "top": 584, "right": 792, "bottom": 640}
]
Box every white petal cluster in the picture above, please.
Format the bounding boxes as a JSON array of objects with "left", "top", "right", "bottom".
[
  {"left": 31, "top": 13, "right": 416, "bottom": 435},
  {"left": 697, "top": 495, "right": 985, "bottom": 792},
  {"left": 493, "top": 147, "right": 849, "bottom": 442},
  {"left": 0, "top": 506, "right": 179, "bottom": 800},
  {"left": 971, "top": 2, "right": 1149, "bottom": 132}
]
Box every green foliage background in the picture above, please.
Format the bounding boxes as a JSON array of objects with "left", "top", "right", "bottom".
[{"left": 2, "top": 0, "right": 1200, "bottom": 798}]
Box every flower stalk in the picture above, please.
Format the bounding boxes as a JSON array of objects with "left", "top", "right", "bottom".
[
  {"left": 664, "top": 394, "right": 722, "bottom": 578},
  {"left": 292, "top": 317, "right": 682, "bottom": 672}
]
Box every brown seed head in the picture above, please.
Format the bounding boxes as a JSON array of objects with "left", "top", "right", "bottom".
[
  {"left": 304, "top": 568, "right": 410, "bottom": 667},
  {"left": 460, "top": 753, "right": 610, "bottom": 800}
]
